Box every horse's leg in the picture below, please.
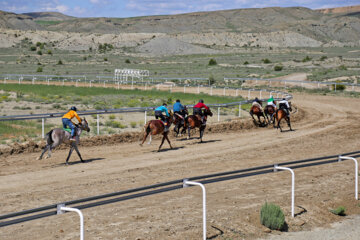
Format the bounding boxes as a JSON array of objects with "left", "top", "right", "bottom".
[
  {"left": 73, "top": 144, "right": 84, "bottom": 162},
  {"left": 158, "top": 134, "right": 166, "bottom": 152},
  {"left": 140, "top": 128, "right": 150, "bottom": 146},
  {"left": 164, "top": 133, "right": 173, "bottom": 149},
  {"left": 187, "top": 126, "right": 191, "bottom": 139},
  {"left": 278, "top": 118, "right": 283, "bottom": 132},
  {"left": 199, "top": 126, "right": 205, "bottom": 142},
  {"left": 37, "top": 145, "right": 50, "bottom": 160},
  {"left": 148, "top": 134, "right": 152, "bottom": 144},
  {"left": 287, "top": 117, "right": 293, "bottom": 131},
  {"left": 66, "top": 146, "right": 74, "bottom": 165}
]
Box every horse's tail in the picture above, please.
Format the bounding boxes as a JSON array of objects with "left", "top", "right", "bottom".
[
  {"left": 144, "top": 122, "right": 151, "bottom": 134},
  {"left": 45, "top": 129, "right": 54, "bottom": 145}
]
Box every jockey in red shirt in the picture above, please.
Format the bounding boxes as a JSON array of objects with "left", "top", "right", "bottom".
[{"left": 193, "top": 99, "right": 210, "bottom": 125}]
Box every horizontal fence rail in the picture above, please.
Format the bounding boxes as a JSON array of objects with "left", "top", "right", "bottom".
[{"left": 1, "top": 150, "right": 359, "bottom": 228}]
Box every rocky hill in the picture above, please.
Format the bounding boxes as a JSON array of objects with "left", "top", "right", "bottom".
[{"left": 0, "top": 5, "right": 359, "bottom": 51}]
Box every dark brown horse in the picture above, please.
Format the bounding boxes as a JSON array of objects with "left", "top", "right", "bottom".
[
  {"left": 264, "top": 104, "right": 276, "bottom": 124},
  {"left": 250, "top": 101, "right": 267, "bottom": 126},
  {"left": 273, "top": 102, "right": 293, "bottom": 132},
  {"left": 173, "top": 106, "right": 188, "bottom": 137},
  {"left": 140, "top": 112, "right": 174, "bottom": 151},
  {"left": 185, "top": 108, "right": 212, "bottom": 142}
]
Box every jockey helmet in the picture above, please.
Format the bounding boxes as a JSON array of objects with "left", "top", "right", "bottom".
[
  {"left": 70, "top": 106, "right": 77, "bottom": 111},
  {"left": 282, "top": 98, "right": 286, "bottom": 100},
  {"left": 163, "top": 103, "right": 167, "bottom": 106},
  {"left": 199, "top": 99, "right": 204, "bottom": 103},
  {"left": 176, "top": 99, "right": 180, "bottom": 102}
]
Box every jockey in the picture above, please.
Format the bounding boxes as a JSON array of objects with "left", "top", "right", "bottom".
[
  {"left": 252, "top": 97, "right": 263, "bottom": 111},
  {"left": 154, "top": 103, "right": 170, "bottom": 132},
  {"left": 279, "top": 98, "right": 290, "bottom": 117},
  {"left": 267, "top": 96, "right": 277, "bottom": 109},
  {"left": 173, "top": 99, "right": 186, "bottom": 123},
  {"left": 62, "top": 106, "right": 81, "bottom": 141},
  {"left": 193, "top": 99, "right": 209, "bottom": 125}
]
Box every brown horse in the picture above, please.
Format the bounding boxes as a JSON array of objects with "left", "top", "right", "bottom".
[
  {"left": 185, "top": 108, "right": 213, "bottom": 142},
  {"left": 250, "top": 102, "right": 267, "bottom": 126},
  {"left": 264, "top": 104, "right": 276, "bottom": 124},
  {"left": 140, "top": 112, "right": 174, "bottom": 151},
  {"left": 173, "top": 106, "right": 188, "bottom": 137},
  {"left": 273, "top": 102, "right": 293, "bottom": 132}
]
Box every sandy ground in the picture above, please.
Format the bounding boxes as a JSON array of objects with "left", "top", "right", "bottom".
[{"left": 1, "top": 92, "right": 360, "bottom": 239}]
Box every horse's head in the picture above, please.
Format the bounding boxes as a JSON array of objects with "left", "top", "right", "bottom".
[
  {"left": 80, "top": 118, "right": 90, "bottom": 132},
  {"left": 168, "top": 111, "right": 174, "bottom": 123},
  {"left": 205, "top": 108, "right": 213, "bottom": 117}
]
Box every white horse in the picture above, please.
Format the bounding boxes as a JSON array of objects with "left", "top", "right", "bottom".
[{"left": 37, "top": 118, "right": 90, "bottom": 165}]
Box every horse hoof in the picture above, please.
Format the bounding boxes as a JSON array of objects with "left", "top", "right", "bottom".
[{"left": 36, "top": 157, "right": 41, "bottom": 160}]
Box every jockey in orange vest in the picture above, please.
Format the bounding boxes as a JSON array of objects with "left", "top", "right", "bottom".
[{"left": 62, "top": 106, "right": 81, "bottom": 141}]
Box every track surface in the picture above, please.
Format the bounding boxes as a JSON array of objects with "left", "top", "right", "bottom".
[{"left": 1, "top": 92, "right": 360, "bottom": 239}]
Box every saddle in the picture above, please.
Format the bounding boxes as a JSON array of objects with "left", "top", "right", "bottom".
[
  {"left": 175, "top": 113, "right": 184, "bottom": 120},
  {"left": 63, "top": 127, "right": 77, "bottom": 136}
]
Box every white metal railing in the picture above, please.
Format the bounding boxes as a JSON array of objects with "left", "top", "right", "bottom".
[
  {"left": 338, "top": 156, "right": 358, "bottom": 200},
  {"left": 57, "top": 204, "right": 84, "bottom": 240},
  {"left": 274, "top": 165, "right": 295, "bottom": 217},
  {"left": 183, "top": 179, "right": 207, "bottom": 240}
]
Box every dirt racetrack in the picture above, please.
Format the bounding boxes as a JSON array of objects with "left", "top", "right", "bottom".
[{"left": 1, "top": 92, "right": 360, "bottom": 240}]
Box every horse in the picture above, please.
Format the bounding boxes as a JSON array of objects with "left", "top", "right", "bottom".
[
  {"left": 264, "top": 104, "right": 276, "bottom": 124},
  {"left": 37, "top": 118, "right": 90, "bottom": 165},
  {"left": 173, "top": 106, "right": 188, "bottom": 137},
  {"left": 273, "top": 102, "right": 293, "bottom": 132},
  {"left": 250, "top": 101, "right": 267, "bottom": 126},
  {"left": 185, "top": 108, "right": 213, "bottom": 142},
  {"left": 140, "top": 112, "right": 174, "bottom": 151}
]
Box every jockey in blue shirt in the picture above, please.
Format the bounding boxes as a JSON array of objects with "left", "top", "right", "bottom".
[
  {"left": 155, "top": 103, "right": 170, "bottom": 132},
  {"left": 173, "top": 99, "right": 186, "bottom": 125}
]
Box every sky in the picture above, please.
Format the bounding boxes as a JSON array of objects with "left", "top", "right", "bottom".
[{"left": 0, "top": 0, "right": 359, "bottom": 18}]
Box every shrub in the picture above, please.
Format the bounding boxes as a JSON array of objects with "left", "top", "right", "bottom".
[
  {"left": 338, "top": 65, "right": 347, "bottom": 70},
  {"left": 209, "top": 74, "right": 216, "bottom": 85},
  {"left": 30, "top": 46, "right": 36, "bottom": 51},
  {"left": 332, "top": 82, "right": 346, "bottom": 91},
  {"left": 320, "top": 56, "right": 328, "bottom": 61},
  {"left": 262, "top": 58, "right": 271, "bottom": 64},
  {"left": 47, "top": 50, "right": 52, "bottom": 55},
  {"left": 109, "top": 114, "right": 115, "bottom": 120},
  {"left": 130, "top": 121, "right": 137, "bottom": 128},
  {"left": 57, "top": 60, "right": 63, "bottom": 65},
  {"left": 37, "top": 50, "right": 42, "bottom": 55},
  {"left": 125, "top": 59, "right": 131, "bottom": 64},
  {"left": 36, "top": 67, "right": 43, "bottom": 72},
  {"left": 244, "top": 61, "right": 249, "bottom": 65},
  {"left": 330, "top": 206, "right": 346, "bottom": 216},
  {"left": 36, "top": 42, "right": 41, "bottom": 47},
  {"left": 208, "top": 58, "right": 217, "bottom": 66},
  {"left": 83, "top": 56, "right": 87, "bottom": 60},
  {"left": 260, "top": 202, "right": 285, "bottom": 230},
  {"left": 104, "top": 57, "right": 108, "bottom": 61},
  {"left": 274, "top": 65, "right": 283, "bottom": 71},
  {"left": 302, "top": 56, "right": 312, "bottom": 62}
]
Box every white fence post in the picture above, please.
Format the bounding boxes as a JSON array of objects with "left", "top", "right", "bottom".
[
  {"left": 97, "top": 114, "right": 100, "bottom": 135},
  {"left": 238, "top": 104, "right": 241, "bottom": 117},
  {"left": 183, "top": 179, "right": 207, "bottom": 240},
  {"left": 339, "top": 156, "right": 358, "bottom": 200},
  {"left": 57, "top": 204, "right": 84, "bottom": 240},
  {"left": 248, "top": 89, "right": 251, "bottom": 99},
  {"left": 144, "top": 111, "right": 147, "bottom": 123},
  {"left": 274, "top": 165, "right": 295, "bottom": 217},
  {"left": 184, "top": 85, "right": 186, "bottom": 93},
  {"left": 42, "top": 118, "right": 45, "bottom": 138},
  {"left": 217, "top": 107, "right": 220, "bottom": 122},
  {"left": 210, "top": 86, "right": 213, "bottom": 96}
]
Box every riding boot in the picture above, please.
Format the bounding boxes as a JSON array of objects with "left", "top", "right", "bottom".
[
  {"left": 70, "top": 136, "right": 76, "bottom": 141},
  {"left": 164, "top": 122, "right": 169, "bottom": 132},
  {"left": 201, "top": 116, "right": 206, "bottom": 126}
]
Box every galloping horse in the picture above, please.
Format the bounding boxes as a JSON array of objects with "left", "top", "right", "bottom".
[
  {"left": 250, "top": 101, "right": 267, "bottom": 126},
  {"left": 173, "top": 106, "right": 188, "bottom": 137},
  {"left": 264, "top": 104, "right": 276, "bottom": 124},
  {"left": 140, "top": 112, "right": 174, "bottom": 151},
  {"left": 273, "top": 102, "right": 293, "bottom": 132},
  {"left": 37, "top": 118, "right": 90, "bottom": 165},
  {"left": 185, "top": 108, "right": 213, "bottom": 142}
]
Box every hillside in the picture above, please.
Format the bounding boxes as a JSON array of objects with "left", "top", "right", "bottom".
[
  {"left": 316, "top": 5, "right": 360, "bottom": 14},
  {"left": 0, "top": 6, "right": 359, "bottom": 50}
]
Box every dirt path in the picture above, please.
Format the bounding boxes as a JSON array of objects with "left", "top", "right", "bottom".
[{"left": 1, "top": 92, "right": 360, "bottom": 239}]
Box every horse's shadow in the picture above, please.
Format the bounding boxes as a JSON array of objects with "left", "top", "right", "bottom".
[
  {"left": 198, "top": 139, "right": 221, "bottom": 144},
  {"left": 278, "top": 128, "right": 296, "bottom": 133},
  {"left": 55, "top": 157, "right": 106, "bottom": 166},
  {"left": 152, "top": 146, "right": 185, "bottom": 152}
]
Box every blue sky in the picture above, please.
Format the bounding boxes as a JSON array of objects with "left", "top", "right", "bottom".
[{"left": 0, "top": 0, "right": 358, "bottom": 18}]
